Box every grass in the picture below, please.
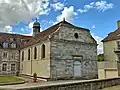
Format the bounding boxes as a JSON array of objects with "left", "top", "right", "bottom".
[{"left": 0, "top": 76, "right": 24, "bottom": 83}]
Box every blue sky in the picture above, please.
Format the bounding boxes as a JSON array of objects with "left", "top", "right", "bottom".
[{"left": 0, "top": 0, "right": 119, "bottom": 54}]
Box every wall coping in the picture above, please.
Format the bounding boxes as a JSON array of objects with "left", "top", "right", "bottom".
[{"left": 0, "top": 77, "right": 120, "bottom": 90}]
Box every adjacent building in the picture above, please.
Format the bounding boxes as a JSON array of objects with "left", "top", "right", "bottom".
[
  {"left": 0, "top": 19, "right": 98, "bottom": 80},
  {"left": 0, "top": 33, "right": 32, "bottom": 75},
  {"left": 98, "top": 20, "right": 120, "bottom": 79}
]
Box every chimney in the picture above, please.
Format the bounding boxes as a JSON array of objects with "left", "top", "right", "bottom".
[{"left": 117, "top": 20, "right": 120, "bottom": 28}]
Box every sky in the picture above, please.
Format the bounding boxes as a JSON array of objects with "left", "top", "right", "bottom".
[{"left": 0, "top": 0, "right": 120, "bottom": 54}]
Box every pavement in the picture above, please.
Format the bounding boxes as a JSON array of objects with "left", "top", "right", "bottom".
[{"left": 0, "top": 80, "right": 87, "bottom": 90}]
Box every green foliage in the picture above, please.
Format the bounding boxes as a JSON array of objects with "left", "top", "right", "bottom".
[
  {"left": 98, "top": 54, "right": 104, "bottom": 62},
  {"left": 0, "top": 76, "right": 24, "bottom": 83},
  {"left": 33, "top": 72, "right": 37, "bottom": 78},
  {"left": 33, "top": 73, "right": 37, "bottom": 82}
]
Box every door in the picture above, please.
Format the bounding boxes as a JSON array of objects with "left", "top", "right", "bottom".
[{"left": 73, "top": 61, "right": 82, "bottom": 77}]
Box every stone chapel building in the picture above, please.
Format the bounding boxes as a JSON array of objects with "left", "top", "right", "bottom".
[{"left": 0, "top": 19, "right": 98, "bottom": 80}]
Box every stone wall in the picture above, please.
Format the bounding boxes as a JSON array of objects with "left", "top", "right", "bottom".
[
  {"left": 0, "top": 49, "right": 19, "bottom": 75},
  {"left": 2, "top": 77, "right": 120, "bottom": 90},
  {"left": 49, "top": 25, "right": 98, "bottom": 80}
]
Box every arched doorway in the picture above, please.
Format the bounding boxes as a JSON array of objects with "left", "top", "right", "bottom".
[{"left": 73, "top": 61, "right": 82, "bottom": 77}]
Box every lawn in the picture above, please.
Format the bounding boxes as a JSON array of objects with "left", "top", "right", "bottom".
[{"left": 0, "top": 76, "right": 24, "bottom": 83}]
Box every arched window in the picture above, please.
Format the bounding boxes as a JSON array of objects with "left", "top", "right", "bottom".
[
  {"left": 28, "top": 49, "right": 30, "bottom": 60},
  {"left": 3, "top": 41, "right": 8, "bottom": 48},
  {"left": 34, "top": 47, "right": 37, "bottom": 59},
  {"left": 41, "top": 44, "right": 45, "bottom": 58},
  {"left": 22, "top": 51, "right": 24, "bottom": 61}
]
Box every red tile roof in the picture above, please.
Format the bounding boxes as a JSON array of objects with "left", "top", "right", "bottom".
[
  {"left": 20, "top": 20, "right": 90, "bottom": 48},
  {"left": 0, "top": 33, "right": 33, "bottom": 49},
  {"left": 102, "top": 28, "right": 120, "bottom": 42},
  {"left": 0, "top": 20, "right": 90, "bottom": 49}
]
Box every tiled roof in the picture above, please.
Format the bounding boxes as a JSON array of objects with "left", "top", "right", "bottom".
[
  {"left": 102, "top": 28, "right": 120, "bottom": 42},
  {"left": 0, "top": 20, "right": 90, "bottom": 49},
  {"left": 21, "top": 20, "right": 90, "bottom": 48},
  {"left": 0, "top": 33, "right": 33, "bottom": 49}
]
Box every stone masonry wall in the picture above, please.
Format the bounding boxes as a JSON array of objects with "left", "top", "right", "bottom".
[
  {"left": 50, "top": 25, "right": 98, "bottom": 80},
  {"left": 0, "top": 49, "right": 19, "bottom": 75}
]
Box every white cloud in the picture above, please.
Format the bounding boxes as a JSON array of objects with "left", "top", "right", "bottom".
[
  {"left": 92, "top": 34, "right": 103, "bottom": 54},
  {"left": 78, "top": 1, "right": 114, "bottom": 13},
  {"left": 51, "top": 2, "right": 64, "bottom": 11},
  {"left": 92, "top": 25, "right": 96, "bottom": 28},
  {"left": 0, "top": 25, "right": 13, "bottom": 33},
  {"left": 95, "top": 1, "right": 113, "bottom": 12},
  {"left": 28, "top": 21, "right": 34, "bottom": 29},
  {"left": 0, "top": 0, "right": 50, "bottom": 29},
  {"left": 56, "top": 6, "right": 77, "bottom": 22}
]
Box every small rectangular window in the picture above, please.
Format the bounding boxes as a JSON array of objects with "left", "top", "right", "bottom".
[
  {"left": 11, "top": 64, "right": 15, "bottom": 71},
  {"left": 12, "top": 53, "right": 15, "bottom": 60},
  {"left": 3, "top": 52, "right": 7, "bottom": 58},
  {"left": 117, "top": 41, "right": 120, "bottom": 49},
  {"left": 2, "top": 64, "right": 7, "bottom": 71}
]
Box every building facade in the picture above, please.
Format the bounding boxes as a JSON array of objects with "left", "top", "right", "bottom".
[
  {"left": 0, "top": 19, "right": 98, "bottom": 80},
  {"left": 0, "top": 33, "right": 33, "bottom": 75},
  {"left": 98, "top": 20, "right": 120, "bottom": 79},
  {"left": 20, "top": 20, "right": 98, "bottom": 80}
]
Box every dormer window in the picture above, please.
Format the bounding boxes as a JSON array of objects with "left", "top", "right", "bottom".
[
  {"left": 11, "top": 42, "right": 16, "bottom": 48},
  {"left": 10, "top": 38, "right": 14, "bottom": 42},
  {"left": 3, "top": 41, "right": 8, "bottom": 48}
]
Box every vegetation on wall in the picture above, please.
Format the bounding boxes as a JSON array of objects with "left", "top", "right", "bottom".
[{"left": 97, "top": 54, "right": 104, "bottom": 62}]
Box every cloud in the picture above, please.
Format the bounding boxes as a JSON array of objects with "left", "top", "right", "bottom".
[
  {"left": 0, "top": 0, "right": 50, "bottom": 29},
  {"left": 51, "top": 2, "right": 64, "bottom": 11},
  {"left": 92, "top": 34, "right": 103, "bottom": 54},
  {"left": 56, "top": 6, "right": 77, "bottom": 22},
  {"left": 0, "top": 25, "right": 13, "bottom": 33},
  {"left": 78, "top": 1, "right": 114, "bottom": 13},
  {"left": 92, "top": 25, "right": 96, "bottom": 28}
]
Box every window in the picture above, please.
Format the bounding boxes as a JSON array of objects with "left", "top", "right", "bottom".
[
  {"left": 41, "top": 44, "right": 45, "bottom": 58},
  {"left": 10, "top": 38, "right": 14, "bottom": 41},
  {"left": 11, "top": 64, "right": 15, "bottom": 71},
  {"left": 3, "top": 52, "right": 7, "bottom": 58},
  {"left": 117, "top": 41, "right": 120, "bottom": 49},
  {"left": 12, "top": 53, "right": 15, "bottom": 60},
  {"left": 22, "top": 51, "right": 24, "bottom": 61},
  {"left": 74, "top": 33, "right": 78, "bottom": 39},
  {"left": 2, "top": 64, "right": 7, "bottom": 71},
  {"left": 28, "top": 49, "right": 30, "bottom": 60},
  {"left": 11, "top": 42, "right": 16, "bottom": 48},
  {"left": 34, "top": 47, "right": 37, "bottom": 59},
  {"left": 3, "top": 41, "right": 8, "bottom": 48}
]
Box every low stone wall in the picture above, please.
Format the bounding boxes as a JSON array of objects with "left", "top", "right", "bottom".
[{"left": 1, "top": 77, "right": 120, "bottom": 90}]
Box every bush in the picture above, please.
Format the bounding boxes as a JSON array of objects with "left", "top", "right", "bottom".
[{"left": 33, "top": 73, "right": 37, "bottom": 82}]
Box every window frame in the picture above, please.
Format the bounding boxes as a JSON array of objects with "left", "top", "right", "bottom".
[
  {"left": 41, "top": 44, "right": 45, "bottom": 59},
  {"left": 11, "top": 64, "right": 16, "bottom": 71},
  {"left": 34, "top": 47, "right": 37, "bottom": 59},
  {"left": 28, "top": 49, "right": 30, "bottom": 60},
  {"left": 2, "top": 63, "right": 7, "bottom": 71},
  {"left": 22, "top": 51, "right": 24, "bottom": 61}
]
